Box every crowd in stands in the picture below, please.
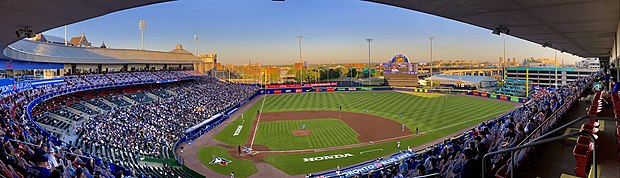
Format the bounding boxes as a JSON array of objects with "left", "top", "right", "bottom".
[
  {"left": 63, "top": 70, "right": 203, "bottom": 89},
  {"left": 0, "top": 70, "right": 209, "bottom": 177},
  {"left": 332, "top": 76, "right": 593, "bottom": 178},
  {"left": 78, "top": 77, "right": 258, "bottom": 157}
]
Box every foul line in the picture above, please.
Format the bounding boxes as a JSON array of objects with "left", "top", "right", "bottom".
[
  {"left": 360, "top": 148, "right": 383, "bottom": 155},
  {"left": 250, "top": 94, "right": 267, "bottom": 149}
]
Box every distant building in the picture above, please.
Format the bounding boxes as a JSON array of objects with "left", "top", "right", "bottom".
[
  {"left": 30, "top": 34, "right": 66, "bottom": 45},
  {"left": 575, "top": 58, "right": 600, "bottom": 70},
  {"left": 194, "top": 53, "right": 218, "bottom": 73},
  {"left": 69, "top": 33, "right": 91, "bottom": 47},
  {"left": 294, "top": 61, "right": 307, "bottom": 70},
  {"left": 521, "top": 57, "right": 559, "bottom": 68},
  {"left": 506, "top": 67, "right": 596, "bottom": 88}
]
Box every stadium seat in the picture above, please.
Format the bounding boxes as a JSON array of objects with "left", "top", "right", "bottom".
[
  {"left": 495, "top": 164, "right": 509, "bottom": 178},
  {"left": 572, "top": 142, "right": 593, "bottom": 178},
  {"left": 580, "top": 124, "right": 599, "bottom": 135},
  {"left": 576, "top": 136, "right": 591, "bottom": 146}
]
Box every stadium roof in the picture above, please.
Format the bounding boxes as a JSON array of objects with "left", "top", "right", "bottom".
[
  {"left": 0, "top": 0, "right": 171, "bottom": 59},
  {"left": 4, "top": 39, "right": 199, "bottom": 64},
  {"left": 367, "top": 0, "right": 619, "bottom": 58}
]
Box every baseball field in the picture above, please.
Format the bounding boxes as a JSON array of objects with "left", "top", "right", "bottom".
[{"left": 198, "top": 91, "right": 515, "bottom": 177}]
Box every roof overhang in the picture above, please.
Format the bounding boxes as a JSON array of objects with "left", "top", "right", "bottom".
[
  {"left": 0, "top": 0, "right": 172, "bottom": 58},
  {"left": 366, "top": 0, "right": 619, "bottom": 58}
]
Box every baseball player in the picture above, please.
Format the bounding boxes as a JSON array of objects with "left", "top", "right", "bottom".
[
  {"left": 397, "top": 141, "right": 401, "bottom": 149},
  {"left": 302, "top": 123, "right": 306, "bottom": 131},
  {"left": 401, "top": 123, "right": 405, "bottom": 132}
]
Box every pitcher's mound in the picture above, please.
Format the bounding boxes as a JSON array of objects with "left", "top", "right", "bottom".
[{"left": 292, "top": 130, "right": 312, "bottom": 136}]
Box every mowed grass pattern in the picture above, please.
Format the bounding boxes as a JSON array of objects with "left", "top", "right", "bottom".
[
  {"left": 262, "top": 92, "right": 515, "bottom": 133},
  {"left": 254, "top": 119, "right": 360, "bottom": 150}
]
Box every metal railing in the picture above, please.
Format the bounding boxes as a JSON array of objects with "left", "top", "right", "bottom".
[
  {"left": 517, "top": 79, "right": 592, "bottom": 146},
  {"left": 484, "top": 115, "right": 619, "bottom": 178},
  {"left": 482, "top": 131, "right": 597, "bottom": 178},
  {"left": 414, "top": 173, "right": 440, "bottom": 178}
]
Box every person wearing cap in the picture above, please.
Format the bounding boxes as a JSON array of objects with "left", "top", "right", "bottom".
[
  {"left": 459, "top": 148, "right": 481, "bottom": 178},
  {"left": 25, "top": 156, "right": 51, "bottom": 178},
  {"left": 504, "top": 122, "right": 517, "bottom": 140},
  {"left": 46, "top": 147, "right": 59, "bottom": 168}
]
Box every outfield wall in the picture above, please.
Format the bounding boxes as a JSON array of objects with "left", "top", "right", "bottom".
[{"left": 467, "top": 91, "right": 528, "bottom": 103}]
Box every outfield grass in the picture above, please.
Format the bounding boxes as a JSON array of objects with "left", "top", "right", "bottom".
[
  {"left": 197, "top": 146, "right": 257, "bottom": 178},
  {"left": 261, "top": 92, "right": 514, "bottom": 132},
  {"left": 210, "top": 91, "right": 516, "bottom": 176},
  {"left": 254, "top": 118, "right": 360, "bottom": 150}
]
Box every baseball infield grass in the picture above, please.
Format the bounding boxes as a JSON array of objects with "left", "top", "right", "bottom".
[
  {"left": 254, "top": 118, "right": 360, "bottom": 150},
  {"left": 211, "top": 91, "right": 516, "bottom": 176},
  {"left": 197, "top": 146, "right": 257, "bottom": 178}
]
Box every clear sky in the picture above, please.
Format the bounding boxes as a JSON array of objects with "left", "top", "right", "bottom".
[{"left": 43, "top": 0, "right": 583, "bottom": 65}]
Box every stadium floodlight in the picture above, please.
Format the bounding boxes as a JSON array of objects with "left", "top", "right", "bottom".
[
  {"left": 429, "top": 36, "right": 434, "bottom": 76},
  {"left": 492, "top": 27, "right": 501, "bottom": 35},
  {"left": 139, "top": 20, "right": 147, "bottom": 50},
  {"left": 297, "top": 35, "right": 304, "bottom": 87},
  {"left": 15, "top": 27, "right": 33, "bottom": 38},
  {"left": 492, "top": 25, "right": 510, "bottom": 35},
  {"left": 366, "top": 38, "right": 373, "bottom": 86},
  {"left": 194, "top": 34, "right": 199, "bottom": 57}
]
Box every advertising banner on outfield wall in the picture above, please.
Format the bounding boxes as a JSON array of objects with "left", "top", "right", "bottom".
[
  {"left": 266, "top": 82, "right": 337, "bottom": 88},
  {"left": 311, "top": 151, "right": 415, "bottom": 178}
]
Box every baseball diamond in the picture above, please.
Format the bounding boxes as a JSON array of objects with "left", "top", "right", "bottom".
[{"left": 183, "top": 91, "right": 517, "bottom": 177}]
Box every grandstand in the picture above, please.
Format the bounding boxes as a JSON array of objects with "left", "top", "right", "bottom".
[
  {"left": 495, "top": 79, "right": 529, "bottom": 97},
  {"left": 0, "top": 1, "right": 619, "bottom": 178}
]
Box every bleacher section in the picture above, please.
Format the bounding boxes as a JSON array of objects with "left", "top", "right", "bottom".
[
  {"left": 151, "top": 90, "right": 172, "bottom": 99},
  {"left": 70, "top": 102, "right": 98, "bottom": 115},
  {"left": 82, "top": 74, "right": 113, "bottom": 85},
  {"left": 131, "top": 71, "right": 160, "bottom": 81},
  {"left": 51, "top": 108, "right": 84, "bottom": 122},
  {"left": 495, "top": 79, "right": 528, "bottom": 96},
  {"left": 384, "top": 73, "right": 418, "bottom": 87},
  {"left": 86, "top": 98, "right": 112, "bottom": 111},
  {"left": 65, "top": 75, "right": 90, "bottom": 87},
  {"left": 35, "top": 114, "right": 70, "bottom": 130},
  {"left": 126, "top": 92, "right": 154, "bottom": 103},
  {"left": 106, "top": 96, "right": 132, "bottom": 107}
]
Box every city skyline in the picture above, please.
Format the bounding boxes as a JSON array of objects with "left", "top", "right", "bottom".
[{"left": 42, "top": 0, "right": 584, "bottom": 65}]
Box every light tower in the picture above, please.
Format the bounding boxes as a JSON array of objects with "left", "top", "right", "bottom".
[
  {"left": 194, "top": 34, "right": 199, "bottom": 57},
  {"left": 297, "top": 35, "right": 304, "bottom": 86},
  {"left": 366, "top": 38, "right": 373, "bottom": 86},
  {"left": 138, "top": 20, "right": 146, "bottom": 50},
  {"left": 429, "top": 36, "right": 434, "bottom": 87}
]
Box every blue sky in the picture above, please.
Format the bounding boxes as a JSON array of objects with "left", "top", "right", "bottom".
[{"left": 43, "top": 0, "right": 582, "bottom": 65}]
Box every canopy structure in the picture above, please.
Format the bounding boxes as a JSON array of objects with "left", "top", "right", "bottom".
[
  {"left": 367, "top": 0, "right": 619, "bottom": 58},
  {"left": 4, "top": 39, "right": 199, "bottom": 64},
  {"left": 0, "top": 0, "right": 171, "bottom": 59}
]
